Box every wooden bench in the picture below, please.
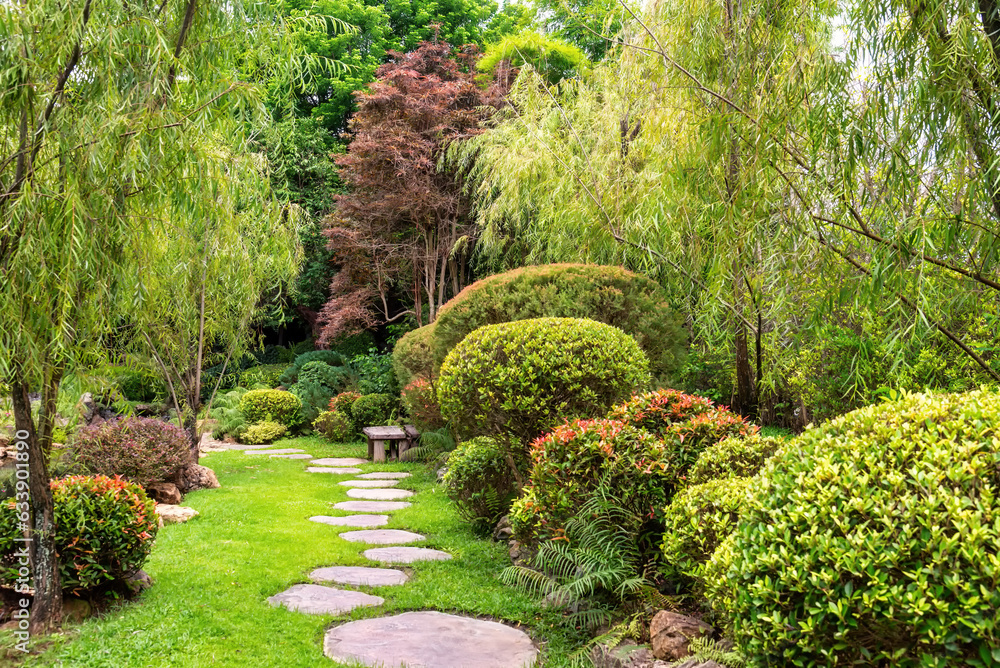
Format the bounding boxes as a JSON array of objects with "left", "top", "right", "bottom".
[{"left": 363, "top": 425, "right": 420, "bottom": 462}]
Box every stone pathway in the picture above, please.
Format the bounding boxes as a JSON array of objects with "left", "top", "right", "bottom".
[
  {"left": 245, "top": 448, "right": 305, "bottom": 456},
  {"left": 265, "top": 451, "right": 537, "bottom": 668},
  {"left": 271, "top": 453, "right": 313, "bottom": 459}
]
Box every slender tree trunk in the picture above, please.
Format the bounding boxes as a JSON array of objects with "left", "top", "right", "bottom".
[
  {"left": 37, "top": 363, "right": 63, "bottom": 454},
  {"left": 10, "top": 373, "right": 62, "bottom": 634}
]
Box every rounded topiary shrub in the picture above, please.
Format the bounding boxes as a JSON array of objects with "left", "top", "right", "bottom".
[
  {"left": 0, "top": 475, "right": 158, "bottom": 595},
  {"left": 444, "top": 437, "right": 522, "bottom": 534},
  {"left": 243, "top": 420, "right": 287, "bottom": 444},
  {"left": 401, "top": 378, "right": 445, "bottom": 432},
  {"left": 314, "top": 410, "right": 353, "bottom": 442},
  {"left": 392, "top": 324, "right": 436, "bottom": 387},
  {"left": 351, "top": 393, "right": 396, "bottom": 430},
  {"left": 705, "top": 390, "right": 1000, "bottom": 666},
  {"left": 239, "top": 389, "right": 301, "bottom": 426},
  {"left": 437, "top": 318, "right": 650, "bottom": 444},
  {"left": 688, "top": 433, "right": 784, "bottom": 485},
  {"left": 75, "top": 418, "right": 191, "bottom": 488},
  {"left": 432, "top": 264, "right": 687, "bottom": 381},
  {"left": 660, "top": 477, "right": 750, "bottom": 592}
]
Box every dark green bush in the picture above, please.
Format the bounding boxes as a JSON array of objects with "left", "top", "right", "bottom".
[
  {"left": 116, "top": 368, "right": 165, "bottom": 402},
  {"left": 432, "top": 264, "right": 686, "bottom": 381},
  {"left": 278, "top": 350, "right": 348, "bottom": 387},
  {"left": 0, "top": 475, "right": 158, "bottom": 595},
  {"left": 705, "top": 390, "right": 1000, "bottom": 667},
  {"left": 251, "top": 344, "right": 295, "bottom": 365},
  {"left": 660, "top": 477, "right": 750, "bottom": 592},
  {"left": 238, "top": 389, "right": 301, "bottom": 426},
  {"left": 351, "top": 348, "right": 397, "bottom": 395},
  {"left": 437, "top": 318, "right": 650, "bottom": 445},
  {"left": 329, "top": 331, "right": 376, "bottom": 358},
  {"left": 290, "top": 360, "right": 353, "bottom": 423},
  {"left": 240, "top": 363, "right": 286, "bottom": 389},
  {"left": 351, "top": 393, "right": 397, "bottom": 430},
  {"left": 688, "top": 433, "right": 783, "bottom": 485},
  {"left": 313, "top": 410, "right": 353, "bottom": 442},
  {"left": 443, "top": 437, "right": 521, "bottom": 534},
  {"left": 392, "top": 324, "right": 436, "bottom": 386}
]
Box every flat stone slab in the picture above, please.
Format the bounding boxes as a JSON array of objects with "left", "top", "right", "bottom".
[
  {"left": 324, "top": 611, "right": 538, "bottom": 668},
  {"left": 338, "top": 479, "right": 401, "bottom": 488},
  {"left": 267, "top": 584, "right": 383, "bottom": 615},
  {"left": 311, "top": 566, "right": 408, "bottom": 587},
  {"left": 155, "top": 504, "right": 199, "bottom": 525},
  {"left": 340, "top": 529, "right": 426, "bottom": 545},
  {"left": 347, "top": 488, "right": 413, "bottom": 500},
  {"left": 270, "top": 453, "right": 312, "bottom": 459},
  {"left": 311, "top": 458, "right": 368, "bottom": 466},
  {"left": 244, "top": 448, "right": 304, "bottom": 455},
  {"left": 334, "top": 501, "right": 412, "bottom": 512},
  {"left": 363, "top": 547, "right": 452, "bottom": 564},
  {"left": 223, "top": 443, "right": 274, "bottom": 450},
  {"left": 307, "top": 467, "right": 362, "bottom": 474},
  {"left": 356, "top": 472, "right": 411, "bottom": 480},
  {"left": 310, "top": 515, "right": 389, "bottom": 528}
]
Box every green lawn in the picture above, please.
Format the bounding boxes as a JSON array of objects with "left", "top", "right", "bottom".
[{"left": 2, "top": 437, "right": 579, "bottom": 667}]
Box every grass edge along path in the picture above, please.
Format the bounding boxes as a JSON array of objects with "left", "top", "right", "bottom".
[{"left": 0, "top": 436, "right": 583, "bottom": 667}]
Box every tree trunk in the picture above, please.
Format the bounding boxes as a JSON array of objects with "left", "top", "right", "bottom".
[
  {"left": 10, "top": 375, "right": 62, "bottom": 634},
  {"left": 733, "top": 320, "right": 756, "bottom": 417},
  {"left": 184, "top": 385, "right": 200, "bottom": 463},
  {"left": 37, "top": 364, "right": 63, "bottom": 454}
]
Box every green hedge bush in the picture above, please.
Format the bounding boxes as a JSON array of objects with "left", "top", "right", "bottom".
[
  {"left": 0, "top": 475, "right": 158, "bottom": 595},
  {"left": 660, "top": 477, "right": 750, "bottom": 592},
  {"left": 116, "top": 368, "right": 165, "bottom": 402},
  {"left": 392, "top": 324, "right": 436, "bottom": 387},
  {"left": 688, "top": 433, "right": 783, "bottom": 485},
  {"left": 437, "top": 318, "right": 650, "bottom": 445},
  {"left": 444, "top": 437, "right": 522, "bottom": 534},
  {"left": 278, "top": 350, "right": 348, "bottom": 387},
  {"left": 432, "top": 264, "right": 686, "bottom": 381},
  {"left": 238, "top": 390, "right": 301, "bottom": 426},
  {"left": 243, "top": 420, "right": 287, "bottom": 444},
  {"left": 313, "top": 411, "right": 353, "bottom": 442},
  {"left": 240, "top": 363, "right": 286, "bottom": 389},
  {"left": 351, "top": 394, "right": 396, "bottom": 430},
  {"left": 705, "top": 390, "right": 1000, "bottom": 667}
]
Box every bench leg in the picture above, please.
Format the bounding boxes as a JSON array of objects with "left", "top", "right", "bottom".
[
  {"left": 389, "top": 441, "right": 399, "bottom": 461},
  {"left": 373, "top": 440, "right": 386, "bottom": 462},
  {"left": 367, "top": 438, "right": 374, "bottom": 460}
]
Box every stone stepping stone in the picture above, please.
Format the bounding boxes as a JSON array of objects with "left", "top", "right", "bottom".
[
  {"left": 223, "top": 444, "right": 274, "bottom": 450},
  {"left": 363, "top": 547, "right": 452, "bottom": 564},
  {"left": 311, "top": 566, "right": 408, "bottom": 587},
  {"left": 356, "top": 472, "right": 411, "bottom": 480},
  {"left": 270, "top": 453, "right": 312, "bottom": 459},
  {"left": 323, "top": 611, "right": 538, "bottom": 668},
  {"left": 334, "top": 501, "right": 412, "bottom": 513},
  {"left": 267, "top": 584, "right": 383, "bottom": 615},
  {"left": 340, "top": 529, "right": 426, "bottom": 545},
  {"left": 311, "top": 457, "right": 368, "bottom": 467},
  {"left": 245, "top": 448, "right": 304, "bottom": 455},
  {"left": 338, "top": 479, "right": 401, "bottom": 488},
  {"left": 347, "top": 488, "right": 413, "bottom": 501},
  {"left": 307, "top": 467, "right": 362, "bottom": 474},
  {"left": 309, "top": 515, "right": 389, "bottom": 528}
]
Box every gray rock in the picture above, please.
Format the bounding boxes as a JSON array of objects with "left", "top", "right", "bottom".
[
  {"left": 173, "top": 463, "right": 221, "bottom": 493},
  {"left": 270, "top": 453, "right": 313, "bottom": 459},
  {"left": 323, "top": 611, "right": 537, "bottom": 668},
  {"left": 124, "top": 569, "right": 153, "bottom": 595},
  {"left": 78, "top": 392, "right": 97, "bottom": 424},
  {"left": 155, "top": 504, "right": 199, "bottom": 524},
  {"left": 356, "top": 472, "right": 411, "bottom": 480},
  {"left": 346, "top": 488, "right": 413, "bottom": 500},
  {"left": 146, "top": 482, "right": 182, "bottom": 504},
  {"left": 244, "top": 448, "right": 304, "bottom": 455},
  {"left": 267, "top": 584, "right": 383, "bottom": 615},
  {"left": 310, "top": 566, "right": 408, "bottom": 587},
  {"left": 650, "top": 611, "right": 715, "bottom": 661},
  {"left": 307, "top": 467, "right": 362, "bottom": 474},
  {"left": 363, "top": 547, "right": 452, "bottom": 564},
  {"left": 338, "top": 479, "right": 401, "bottom": 488},
  {"left": 309, "top": 515, "right": 389, "bottom": 527},
  {"left": 311, "top": 457, "right": 368, "bottom": 466},
  {"left": 339, "top": 529, "right": 426, "bottom": 545},
  {"left": 333, "top": 501, "right": 412, "bottom": 512},
  {"left": 590, "top": 643, "right": 656, "bottom": 668}
]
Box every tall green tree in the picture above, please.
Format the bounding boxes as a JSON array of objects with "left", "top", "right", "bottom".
[{"left": 0, "top": 0, "right": 314, "bottom": 632}]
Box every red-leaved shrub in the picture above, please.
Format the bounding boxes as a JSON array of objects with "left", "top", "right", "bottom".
[
  {"left": 329, "top": 391, "right": 363, "bottom": 418},
  {"left": 75, "top": 418, "right": 191, "bottom": 488},
  {"left": 401, "top": 378, "right": 445, "bottom": 431}
]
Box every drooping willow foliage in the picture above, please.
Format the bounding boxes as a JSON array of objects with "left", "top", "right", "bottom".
[{"left": 450, "top": 0, "right": 1000, "bottom": 419}]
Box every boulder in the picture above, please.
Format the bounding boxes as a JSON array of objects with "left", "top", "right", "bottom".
[
  {"left": 649, "top": 611, "right": 715, "bottom": 661},
  {"left": 173, "top": 463, "right": 220, "bottom": 493},
  {"left": 78, "top": 392, "right": 98, "bottom": 424},
  {"left": 155, "top": 504, "right": 199, "bottom": 524},
  {"left": 124, "top": 570, "right": 153, "bottom": 595},
  {"left": 590, "top": 644, "right": 656, "bottom": 668},
  {"left": 146, "top": 482, "right": 182, "bottom": 504},
  {"left": 493, "top": 515, "right": 514, "bottom": 542}
]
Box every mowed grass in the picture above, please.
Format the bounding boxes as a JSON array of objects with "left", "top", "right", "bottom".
[{"left": 1, "top": 437, "right": 577, "bottom": 667}]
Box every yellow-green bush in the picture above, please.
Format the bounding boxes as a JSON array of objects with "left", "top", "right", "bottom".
[
  {"left": 243, "top": 420, "right": 287, "bottom": 444},
  {"left": 437, "top": 317, "right": 650, "bottom": 444},
  {"left": 705, "top": 390, "right": 1000, "bottom": 667},
  {"left": 238, "top": 389, "right": 301, "bottom": 426},
  {"left": 687, "top": 433, "right": 783, "bottom": 485}
]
